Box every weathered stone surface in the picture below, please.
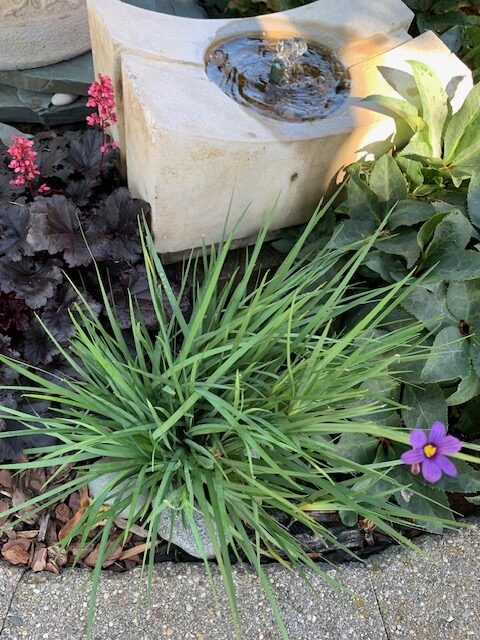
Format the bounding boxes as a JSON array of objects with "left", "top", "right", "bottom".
[
  {"left": 0, "top": 84, "right": 89, "bottom": 125},
  {"left": 0, "top": 54, "right": 95, "bottom": 97},
  {"left": 158, "top": 508, "right": 220, "bottom": 559},
  {"left": 0, "top": 0, "right": 90, "bottom": 71},
  {"left": 126, "top": 0, "right": 206, "bottom": 18},
  {"left": 1, "top": 561, "right": 387, "bottom": 639},
  {"left": 87, "top": 0, "right": 471, "bottom": 255},
  {"left": 88, "top": 473, "right": 148, "bottom": 520}
]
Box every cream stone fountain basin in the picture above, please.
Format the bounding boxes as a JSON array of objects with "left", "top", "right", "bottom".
[
  {"left": 0, "top": 0, "right": 90, "bottom": 71},
  {"left": 87, "top": 0, "right": 472, "bottom": 258}
]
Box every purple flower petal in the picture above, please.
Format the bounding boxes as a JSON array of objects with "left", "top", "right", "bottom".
[
  {"left": 422, "top": 459, "right": 442, "bottom": 483},
  {"left": 428, "top": 421, "right": 446, "bottom": 445},
  {"left": 437, "top": 435, "right": 462, "bottom": 455},
  {"left": 401, "top": 448, "right": 425, "bottom": 465},
  {"left": 409, "top": 429, "right": 427, "bottom": 448},
  {"left": 435, "top": 454, "right": 458, "bottom": 477}
]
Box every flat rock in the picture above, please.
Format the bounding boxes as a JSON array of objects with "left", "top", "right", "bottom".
[
  {"left": 0, "top": 84, "right": 90, "bottom": 125},
  {"left": 0, "top": 53, "right": 94, "bottom": 97},
  {"left": 158, "top": 508, "right": 219, "bottom": 559}
]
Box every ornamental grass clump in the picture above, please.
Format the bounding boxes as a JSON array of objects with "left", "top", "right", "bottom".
[{"left": 0, "top": 205, "right": 473, "bottom": 638}]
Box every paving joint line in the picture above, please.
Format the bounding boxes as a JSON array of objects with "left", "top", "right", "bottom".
[
  {"left": 367, "top": 571, "right": 391, "bottom": 640},
  {"left": 0, "top": 568, "right": 27, "bottom": 637}
]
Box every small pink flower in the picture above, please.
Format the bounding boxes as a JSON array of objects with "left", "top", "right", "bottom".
[
  {"left": 37, "top": 183, "right": 50, "bottom": 194},
  {"left": 86, "top": 74, "right": 119, "bottom": 171},
  {"left": 7, "top": 135, "right": 40, "bottom": 187}
]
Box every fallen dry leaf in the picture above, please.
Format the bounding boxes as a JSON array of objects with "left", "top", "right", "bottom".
[
  {"left": 1, "top": 538, "right": 31, "bottom": 565},
  {"left": 31, "top": 546, "right": 47, "bottom": 572}
]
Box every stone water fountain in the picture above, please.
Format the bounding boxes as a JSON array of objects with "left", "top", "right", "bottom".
[{"left": 35, "top": 1, "right": 479, "bottom": 255}]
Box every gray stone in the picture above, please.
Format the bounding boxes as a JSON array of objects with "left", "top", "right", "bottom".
[
  {"left": 51, "top": 93, "right": 80, "bottom": 107},
  {"left": 0, "top": 53, "right": 94, "bottom": 97},
  {"left": 158, "top": 508, "right": 219, "bottom": 559},
  {"left": 0, "top": 563, "right": 23, "bottom": 629},
  {"left": 0, "top": 122, "right": 32, "bottom": 146},
  {"left": 88, "top": 473, "right": 148, "bottom": 520},
  {"left": 124, "top": 0, "right": 207, "bottom": 18},
  {"left": 0, "top": 83, "right": 89, "bottom": 125}
]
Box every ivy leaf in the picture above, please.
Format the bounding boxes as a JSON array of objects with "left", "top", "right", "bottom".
[
  {"left": 446, "top": 369, "right": 480, "bottom": 406},
  {"left": 0, "top": 256, "right": 62, "bottom": 309},
  {"left": 28, "top": 195, "right": 92, "bottom": 268},
  {"left": 340, "top": 173, "right": 379, "bottom": 221},
  {"left": 0, "top": 203, "right": 33, "bottom": 261},
  {"left": 389, "top": 199, "right": 436, "bottom": 229},
  {"left": 402, "top": 383, "right": 447, "bottom": 430},
  {"left": 421, "top": 325, "right": 470, "bottom": 383},
  {"left": 375, "top": 227, "right": 420, "bottom": 268},
  {"left": 368, "top": 154, "right": 408, "bottom": 206},
  {"left": 331, "top": 219, "right": 375, "bottom": 247},
  {"left": 361, "top": 251, "right": 407, "bottom": 282},
  {"left": 401, "top": 283, "right": 451, "bottom": 331},
  {"left": 446, "top": 280, "right": 480, "bottom": 326},
  {"left": 467, "top": 170, "right": 480, "bottom": 228}
]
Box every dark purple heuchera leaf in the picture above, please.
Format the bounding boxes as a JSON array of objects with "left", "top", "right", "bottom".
[
  {"left": 95, "top": 188, "right": 148, "bottom": 263},
  {"left": 66, "top": 128, "right": 118, "bottom": 179},
  {"left": 0, "top": 256, "right": 62, "bottom": 309},
  {"left": 0, "top": 292, "right": 30, "bottom": 332},
  {"left": 40, "top": 284, "right": 102, "bottom": 344},
  {"left": 64, "top": 178, "right": 94, "bottom": 208},
  {"left": 28, "top": 195, "right": 92, "bottom": 268},
  {"left": 0, "top": 203, "right": 33, "bottom": 261},
  {"left": 107, "top": 263, "right": 157, "bottom": 329},
  {"left": 0, "top": 173, "right": 22, "bottom": 203},
  {"left": 0, "top": 394, "right": 55, "bottom": 462},
  {"left": 34, "top": 132, "right": 69, "bottom": 180},
  {"left": 22, "top": 317, "right": 59, "bottom": 366},
  {"left": 0, "top": 334, "right": 20, "bottom": 384}
]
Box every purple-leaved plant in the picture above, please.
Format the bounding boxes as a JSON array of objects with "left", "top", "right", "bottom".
[{"left": 401, "top": 421, "right": 462, "bottom": 483}]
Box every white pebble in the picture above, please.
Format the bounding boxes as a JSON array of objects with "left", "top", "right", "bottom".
[{"left": 51, "top": 93, "right": 79, "bottom": 106}]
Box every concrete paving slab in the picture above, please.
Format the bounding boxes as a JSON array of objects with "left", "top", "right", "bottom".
[
  {"left": 0, "top": 563, "right": 24, "bottom": 632},
  {"left": 366, "top": 516, "right": 480, "bottom": 640},
  {"left": 1, "top": 562, "right": 385, "bottom": 640}
]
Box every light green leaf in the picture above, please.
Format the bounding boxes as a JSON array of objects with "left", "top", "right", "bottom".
[
  {"left": 417, "top": 211, "right": 450, "bottom": 250},
  {"left": 408, "top": 60, "right": 449, "bottom": 159},
  {"left": 467, "top": 171, "right": 480, "bottom": 228},
  {"left": 369, "top": 154, "right": 408, "bottom": 206},
  {"left": 444, "top": 82, "right": 480, "bottom": 164},
  {"left": 359, "top": 94, "right": 425, "bottom": 131},
  {"left": 421, "top": 326, "right": 470, "bottom": 383}
]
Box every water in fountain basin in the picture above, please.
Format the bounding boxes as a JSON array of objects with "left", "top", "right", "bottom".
[{"left": 206, "top": 36, "right": 350, "bottom": 123}]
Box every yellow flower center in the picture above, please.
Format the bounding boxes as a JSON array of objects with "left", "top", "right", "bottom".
[{"left": 424, "top": 444, "right": 437, "bottom": 458}]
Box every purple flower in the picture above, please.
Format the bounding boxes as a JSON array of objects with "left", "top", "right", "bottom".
[{"left": 401, "top": 421, "right": 462, "bottom": 483}]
